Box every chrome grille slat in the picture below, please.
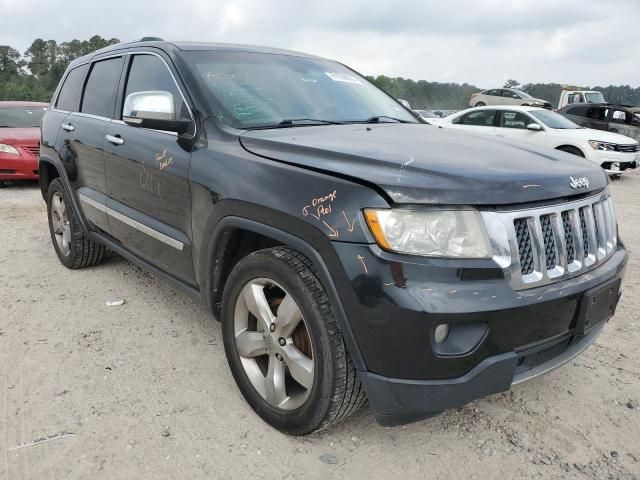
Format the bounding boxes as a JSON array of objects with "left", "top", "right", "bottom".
[{"left": 484, "top": 192, "right": 617, "bottom": 290}]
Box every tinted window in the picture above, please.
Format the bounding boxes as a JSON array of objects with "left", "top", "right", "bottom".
[
  {"left": 81, "top": 57, "right": 124, "bottom": 118},
  {"left": 485, "top": 90, "right": 500, "bottom": 96},
  {"left": 55, "top": 64, "right": 89, "bottom": 112},
  {"left": 566, "top": 105, "right": 588, "bottom": 116},
  {"left": 499, "top": 111, "right": 530, "bottom": 129},
  {"left": 502, "top": 89, "right": 519, "bottom": 98},
  {"left": 460, "top": 110, "right": 496, "bottom": 126},
  {"left": 123, "top": 54, "right": 190, "bottom": 121},
  {"left": 586, "top": 107, "right": 606, "bottom": 121}
]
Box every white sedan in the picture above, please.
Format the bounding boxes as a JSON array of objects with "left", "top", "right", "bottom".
[{"left": 436, "top": 106, "right": 640, "bottom": 175}]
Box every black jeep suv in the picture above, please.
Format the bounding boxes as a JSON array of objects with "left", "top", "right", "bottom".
[{"left": 39, "top": 39, "right": 628, "bottom": 434}]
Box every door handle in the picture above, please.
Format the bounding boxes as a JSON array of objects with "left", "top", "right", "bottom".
[
  {"left": 105, "top": 134, "right": 124, "bottom": 146},
  {"left": 61, "top": 123, "right": 75, "bottom": 132},
  {"left": 496, "top": 133, "right": 506, "bottom": 137}
]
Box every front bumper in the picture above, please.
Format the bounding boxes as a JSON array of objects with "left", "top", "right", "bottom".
[
  {"left": 0, "top": 153, "right": 39, "bottom": 180},
  {"left": 591, "top": 150, "right": 639, "bottom": 174},
  {"left": 330, "top": 241, "right": 627, "bottom": 426},
  {"left": 361, "top": 323, "right": 606, "bottom": 426}
]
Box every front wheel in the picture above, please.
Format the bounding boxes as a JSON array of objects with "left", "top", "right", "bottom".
[{"left": 221, "top": 247, "right": 365, "bottom": 435}]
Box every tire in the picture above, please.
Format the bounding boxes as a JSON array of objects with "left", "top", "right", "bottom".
[
  {"left": 475, "top": 102, "right": 486, "bottom": 107},
  {"left": 557, "top": 146, "right": 584, "bottom": 157},
  {"left": 46, "top": 178, "right": 106, "bottom": 269},
  {"left": 221, "top": 246, "right": 366, "bottom": 435}
]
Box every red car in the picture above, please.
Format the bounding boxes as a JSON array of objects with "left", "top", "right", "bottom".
[{"left": 0, "top": 101, "right": 48, "bottom": 186}]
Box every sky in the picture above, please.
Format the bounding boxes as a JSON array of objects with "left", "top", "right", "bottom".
[{"left": 2, "top": 0, "right": 639, "bottom": 88}]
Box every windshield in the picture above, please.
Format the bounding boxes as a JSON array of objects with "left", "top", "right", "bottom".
[
  {"left": 584, "top": 92, "right": 605, "bottom": 103},
  {"left": 181, "top": 51, "right": 417, "bottom": 129},
  {"left": 513, "top": 89, "right": 532, "bottom": 99},
  {"left": 0, "top": 106, "right": 47, "bottom": 128},
  {"left": 529, "top": 110, "right": 580, "bottom": 129}
]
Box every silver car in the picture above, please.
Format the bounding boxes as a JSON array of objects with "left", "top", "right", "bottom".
[{"left": 469, "top": 88, "right": 552, "bottom": 109}]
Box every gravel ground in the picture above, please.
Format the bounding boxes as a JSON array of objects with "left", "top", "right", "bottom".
[{"left": 0, "top": 173, "right": 639, "bottom": 480}]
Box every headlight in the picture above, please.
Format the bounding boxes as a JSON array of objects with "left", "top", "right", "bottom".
[
  {"left": 588, "top": 140, "right": 617, "bottom": 151},
  {"left": 0, "top": 144, "right": 20, "bottom": 155},
  {"left": 364, "top": 209, "right": 492, "bottom": 258}
]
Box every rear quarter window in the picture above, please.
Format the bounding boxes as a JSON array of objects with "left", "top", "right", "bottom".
[{"left": 55, "top": 64, "right": 89, "bottom": 112}]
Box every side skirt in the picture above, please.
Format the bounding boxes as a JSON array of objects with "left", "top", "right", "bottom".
[{"left": 89, "top": 230, "right": 205, "bottom": 308}]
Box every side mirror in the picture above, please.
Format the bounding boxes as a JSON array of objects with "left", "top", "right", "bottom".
[
  {"left": 123, "top": 91, "right": 191, "bottom": 134},
  {"left": 397, "top": 98, "right": 411, "bottom": 109},
  {"left": 526, "top": 123, "right": 543, "bottom": 131}
]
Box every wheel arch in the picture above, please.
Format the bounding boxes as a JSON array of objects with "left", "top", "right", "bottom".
[
  {"left": 38, "top": 157, "right": 61, "bottom": 199},
  {"left": 207, "top": 216, "right": 366, "bottom": 370}
]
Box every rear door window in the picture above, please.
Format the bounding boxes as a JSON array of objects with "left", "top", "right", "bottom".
[
  {"left": 55, "top": 64, "right": 89, "bottom": 112},
  {"left": 81, "top": 57, "right": 124, "bottom": 118},
  {"left": 460, "top": 110, "right": 496, "bottom": 126}
]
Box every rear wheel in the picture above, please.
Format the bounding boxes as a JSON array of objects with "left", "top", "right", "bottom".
[
  {"left": 221, "top": 247, "right": 365, "bottom": 435},
  {"left": 46, "top": 178, "right": 106, "bottom": 269},
  {"left": 557, "top": 145, "right": 584, "bottom": 157},
  {"left": 475, "top": 101, "right": 486, "bottom": 107}
]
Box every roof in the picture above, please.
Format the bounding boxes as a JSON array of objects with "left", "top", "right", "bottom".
[
  {"left": 69, "top": 39, "right": 327, "bottom": 68},
  {"left": 0, "top": 101, "right": 48, "bottom": 108},
  {"left": 460, "top": 105, "right": 548, "bottom": 113}
]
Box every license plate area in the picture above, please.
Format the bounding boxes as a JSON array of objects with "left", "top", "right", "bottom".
[{"left": 574, "top": 278, "right": 621, "bottom": 336}]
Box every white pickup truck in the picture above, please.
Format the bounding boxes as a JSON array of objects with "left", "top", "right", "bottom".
[{"left": 558, "top": 88, "right": 606, "bottom": 109}]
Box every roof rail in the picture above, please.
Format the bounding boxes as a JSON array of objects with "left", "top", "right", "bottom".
[{"left": 139, "top": 36, "right": 164, "bottom": 42}]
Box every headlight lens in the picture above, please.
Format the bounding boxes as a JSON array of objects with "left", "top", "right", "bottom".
[
  {"left": 364, "top": 209, "right": 492, "bottom": 258},
  {"left": 0, "top": 144, "right": 20, "bottom": 155},
  {"left": 588, "top": 140, "right": 617, "bottom": 151}
]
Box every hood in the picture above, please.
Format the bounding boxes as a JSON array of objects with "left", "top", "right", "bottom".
[
  {"left": 524, "top": 97, "right": 551, "bottom": 106},
  {"left": 0, "top": 127, "right": 40, "bottom": 144},
  {"left": 239, "top": 124, "right": 607, "bottom": 205}
]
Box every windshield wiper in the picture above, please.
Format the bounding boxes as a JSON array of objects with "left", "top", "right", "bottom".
[
  {"left": 247, "top": 118, "right": 344, "bottom": 130},
  {"left": 351, "top": 115, "right": 412, "bottom": 124}
]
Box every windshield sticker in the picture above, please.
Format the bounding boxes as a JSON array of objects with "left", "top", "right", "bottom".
[
  {"left": 300, "top": 77, "right": 318, "bottom": 83},
  {"left": 324, "top": 72, "right": 362, "bottom": 84}
]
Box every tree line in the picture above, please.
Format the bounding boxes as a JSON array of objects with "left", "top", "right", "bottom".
[
  {"left": 1, "top": 36, "right": 639, "bottom": 109},
  {"left": 0, "top": 36, "right": 119, "bottom": 101},
  {"left": 367, "top": 76, "right": 640, "bottom": 110}
]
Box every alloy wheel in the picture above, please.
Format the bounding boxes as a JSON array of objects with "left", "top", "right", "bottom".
[
  {"left": 50, "top": 191, "right": 71, "bottom": 256},
  {"left": 233, "top": 278, "right": 314, "bottom": 410}
]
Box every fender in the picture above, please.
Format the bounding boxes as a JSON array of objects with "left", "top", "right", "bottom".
[{"left": 206, "top": 214, "right": 367, "bottom": 371}]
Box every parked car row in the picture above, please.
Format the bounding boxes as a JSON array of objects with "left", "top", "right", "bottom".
[
  {"left": 432, "top": 106, "right": 639, "bottom": 176},
  {"left": 469, "top": 88, "right": 552, "bottom": 109},
  {"left": 0, "top": 101, "right": 48, "bottom": 186}
]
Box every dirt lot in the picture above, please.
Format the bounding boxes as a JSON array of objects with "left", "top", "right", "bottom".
[{"left": 0, "top": 173, "right": 639, "bottom": 480}]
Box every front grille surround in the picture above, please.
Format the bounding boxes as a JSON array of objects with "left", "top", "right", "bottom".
[
  {"left": 20, "top": 144, "right": 40, "bottom": 157},
  {"left": 615, "top": 143, "right": 640, "bottom": 153},
  {"left": 481, "top": 191, "right": 617, "bottom": 290}
]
